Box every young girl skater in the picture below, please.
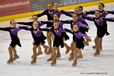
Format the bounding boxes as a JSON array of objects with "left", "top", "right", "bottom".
[
  {"left": 83, "top": 10, "right": 114, "bottom": 56},
  {"left": 61, "top": 7, "right": 91, "bottom": 46},
  {"left": 41, "top": 13, "right": 70, "bottom": 57},
  {"left": 36, "top": 2, "right": 60, "bottom": 54},
  {"left": 17, "top": 15, "right": 48, "bottom": 55},
  {"left": 65, "top": 25, "right": 89, "bottom": 66},
  {"left": 86, "top": 3, "right": 114, "bottom": 18},
  {"left": 86, "top": 3, "right": 114, "bottom": 49},
  {"left": 19, "top": 21, "right": 49, "bottom": 64},
  {"left": 61, "top": 14, "right": 89, "bottom": 60},
  {"left": 43, "top": 21, "right": 67, "bottom": 65},
  {"left": 0, "top": 20, "right": 21, "bottom": 64}
]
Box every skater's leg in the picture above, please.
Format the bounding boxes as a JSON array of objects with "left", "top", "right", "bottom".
[
  {"left": 56, "top": 47, "right": 61, "bottom": 58},
  {"left": 100, "top": 39, "right": 102, "bottom": 50},
  {"left": 64, "top": 42, "right": 70, "bottom": 54},
  {"left": 47, "top": 32, "right": 52, "bottom": 54},
  {"left": 92, "top": 36, "right": 98, "bottom": 49},
  {"left": 37, "top": 45, "right": 43, "bottom": 56},
  {"left": 12, "top": 46, "right": 19, "bottom": 60},
  {"left": 78, "top": 49, "right": 83, "bottom": 59},
  {"left": 69, "top": 41, "right": 75, "bottom": 60},
  {"left": 72, "top": 48, "right": 78, "bottom": 66},
  {"left": 40, "top": 43, "right": 49, "bottom": 54},
  {"left": 31, "top": 45, "right": 37, "bottom": 64},
  {"left": 84, "top": 34, "right": 91, "bottom": 46},
  {"left": 7, "top": 46, "right": 13, "bottom": 63},
  {"left": 94, "top": 37, "right": 101, "bottom": 56},
  {"left": 51, "top": 46, "right": 57, "bottom": 65}
]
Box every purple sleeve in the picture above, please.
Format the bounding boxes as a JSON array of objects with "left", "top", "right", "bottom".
[
  {"left": 82, "top": 16, "right": 94, "bottom": 21},
  {"left": 78, "top": 22, "right": 87, "bottom": 28},
  {"left": 103, "top": 17, "right": 114, "bottom": 22},
  {"left": 19, "top": 26, "right": 31, "bottom": 31},
  {"left": 66, "top": 11, "right": 73, "bottom": 14},
  {"left": 17, "top": 27, "right": 21, "bottom": 31},
  {"left": 108, "top": 10, "right": 114, "bottom": 14},
  {"left": 79, "top": 32, "right": 88, "bottom": 38},
  {"left": 85, "top": 10, "right": 95, "bottom": 15},
  {"left": 39, "top": 27, "right": 51, "bottom": 31},
  {"left": 59, "top": 28, "right": 66, "bottom": 32},
  {"left": 41, "top": 20, "right": 51, "bottom": 24},
  {"left": 55, "top": 10, "right": 63, "bottom": 15},
  {"left": 61, "top": 20, "right": 71, "bottom": 24}
]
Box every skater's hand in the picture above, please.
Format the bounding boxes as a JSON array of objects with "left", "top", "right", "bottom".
[
  {"left": 106, "top": 11, "right": 108, "bottom": 14},
  {"left": 48, "top": 27, "right": 52, "bottom": 30},
  {"left": 28, "top": 26, "right": 32, "bottom": 29},
  {"left": 86, "top": 26, "right": 90, "bottom": 29},
  {"left": 16, "top": 25, "right": 20, "bottom": 28},
  {"left": 71, "top": 30, "right": 74, "bottom": 32},
  {"left": 33, "top": 41, "right": 35, "bottom": 45},
  {"left": 84, "top": 11, "right": 87, "bottom": 14}
]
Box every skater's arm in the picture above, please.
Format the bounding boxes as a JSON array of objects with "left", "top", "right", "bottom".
[
  {"left": 65, "top": 11, "right": 74, "bottom": 14},
  {"left": 40, "top": 20, "right": 52, "bottom": 24},
  {"left": 36, "top": 10, "right": 47, "bottom": 17},
  {"left": 0, "top": 27, "right": 10, "bottom": 31},
  {"left": 19, "top": 26, "right": 31, "bottom": 31},
  {"left": 80, "top": 32, "right": 88, "bottom": 38},
  {"left": 61, "top": 20, "right": 71, "bottom": 24},
  {"left": 107, "top": 10, "right": 114, "bottom": 14},
  {"left": 61, "top": 10, "right": 72, "bottom": 17},
  {"left": 103, "top": 17, "right": 114, "bottom": 22},
  {"left": 78, "top": 22, "right": 89, "bottom": 28},
  {"left": 64, "top": 28, "right": 73, "bottom": 34},
  {"left": 17, "top": 22, "right": 32, "bottom": 26},
  {"left": 39, "top": 27, "right": 52, "bottom": 31},
  {"left": 82, "top": 16, "right": 94, "bottom": 21},
  {"left": 85, "top": 10, "right": 95, "bottom": 15}
]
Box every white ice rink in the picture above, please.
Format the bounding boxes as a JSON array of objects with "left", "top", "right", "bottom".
[{"left": 0, "top": 2, "right": 114, "bottom": 76}]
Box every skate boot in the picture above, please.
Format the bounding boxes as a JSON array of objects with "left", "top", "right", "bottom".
[
  {"left": 7, "top": 58, "right": 13, "bottom": 64},
  {"left": 92, "top": 45, "right": 96, "bottom": 49},
  {"left": 37, "top": 50, "right": 43, "bottom": 56},
  {"left": 51, "top": 58, "right": 56, "bottom": 65},
  {"left": 47, "top": 55, "right": 53, "bottom": 62},
  {"left": 31, "top": 56, "right": 37, "bottom": 64},
  {"left": 72, "top": 59, "right": 77, "bottom": 66},
  {"left": 7, "top": 46, "right": 13, "bottom": 64},
  {"left": 13, "top": 54, "right": 19, "bottom": 60},
  {"left": 94, "top": 49, "right": 100, "bottom": 56}
]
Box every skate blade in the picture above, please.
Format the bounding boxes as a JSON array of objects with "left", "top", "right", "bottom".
[
  {"left": 51, "top": 63, "right": 56, "bottom": 66},
  {"left": 94, "top": 54, "right": 100, "bottom": 57},
  {"left": 7, "top": 62, "right": 13, "bottom": 64},
  {"left": 72, "top": 64, "right": 77, "bottom": 67}
]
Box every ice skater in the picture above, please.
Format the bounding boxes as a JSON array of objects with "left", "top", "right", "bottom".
[
  {"left": 0, "top": 20, "right": 21, "bottom": 64},
  {"left": 65, "top": 25, "right": 89, "bottom": 66},
  {"left": 83, "top": 10, "right": 114, "bottom": 56},
  {"left": 19, "top": 21, "right": 49, "bottom": 64}
]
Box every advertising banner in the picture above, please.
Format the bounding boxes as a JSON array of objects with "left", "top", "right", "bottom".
[{"left": 0, "top": 0, "right": 31, "bottom": 17}]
